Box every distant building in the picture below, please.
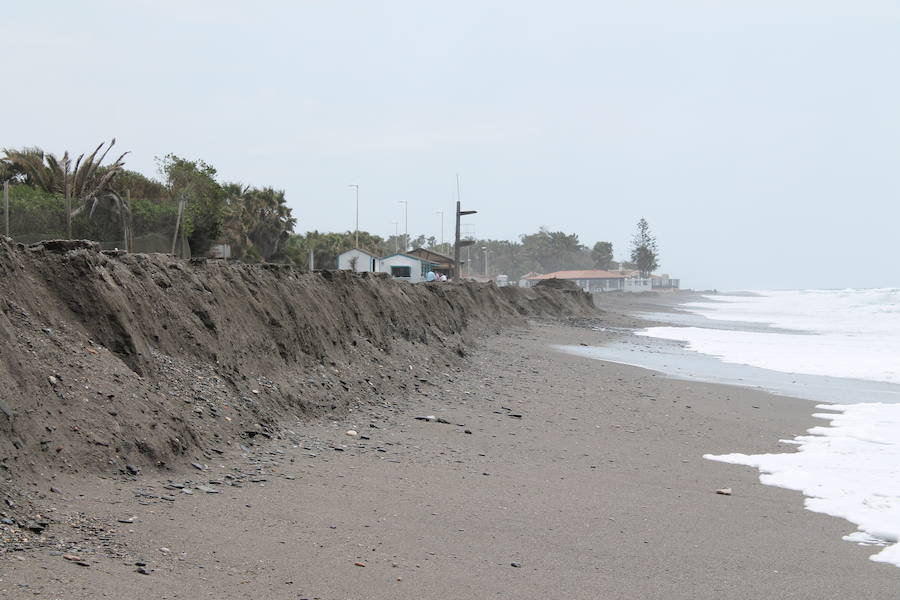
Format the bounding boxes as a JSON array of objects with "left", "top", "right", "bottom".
[
  {"left": 650, "top": 274, "right": 679, "bottom": 290},
  {"left": 378, "top": 253, "right": 436, "bottom": 283},
  {"left": 522, "top": 269, "right": 679, "bottom": 293},
  {"left": 523, "top": 270, "right": 627, "bottom": 292},
  {"left": 209, "top": 244, "right": 232, "bottom": 259},
  {"left": 406, "top": 248, "right": 456, "bottom": 277},
  {"left": 518, "top": 272, "right": 541, "bottom": 288},
  {"left": 337, "top": 248, "right": 378, "bottom": 273}
]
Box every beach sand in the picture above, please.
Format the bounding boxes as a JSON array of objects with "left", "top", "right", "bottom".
[{"left": 3, "top": 318, "right": 897, "bottom": 599}]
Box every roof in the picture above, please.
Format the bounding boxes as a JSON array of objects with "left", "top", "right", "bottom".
[
  {"left": 338, "top": 247, "right": 378, "bottom": 258},
  {"left": 408, "top": 247, "right": 455, "bottom": 264},
  {"left": 379, "top": 253, "right": 435, "bottom": 264},
  {"left": 525, "top": 269, "right": 628, "bottom": 281}
]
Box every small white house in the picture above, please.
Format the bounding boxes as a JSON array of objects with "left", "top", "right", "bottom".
[
  {"left": 337, "top": 248, "right": 378, "bottom": 273},
  {"left": 378, "top": 253, "right": 433, "bottom": 283}
]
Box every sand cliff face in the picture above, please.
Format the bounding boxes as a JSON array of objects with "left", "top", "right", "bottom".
[{"left": 0, "top": 238, "right": 593, "bottom": 484}]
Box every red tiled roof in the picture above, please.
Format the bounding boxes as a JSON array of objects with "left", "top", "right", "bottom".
[{"left": 525, "top": 269, "right": 628, "bottom": 280}]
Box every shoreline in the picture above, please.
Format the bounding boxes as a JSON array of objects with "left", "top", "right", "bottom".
[{"left": 3, "top": 298, "right": 899, "bottom": 598}]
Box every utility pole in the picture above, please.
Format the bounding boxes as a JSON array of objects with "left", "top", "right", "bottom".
[
  {"left": 453, "top": 174, "right": 477, "bottom": 279},
  {"left": 3, "top": 180, "right": 8, "bottom": 238},
  {"left": 482, "top": 246, "right": 488, "bottom": 278},
  {"left": 348, "top": 184, "right": 359, "bottom": 247},
  {"left": 64, "top": 161, "right": 71, "bottom": 240},
  {"left": 399, "top": 200, "right": 408, "bottom": 251},
  {"left": 437, "top": 210, "right": 444, "bottom": 253},
  {"left": 171, "top": 195, "right": 186, "bottom": 255},
  {"left": 125, "top": 189, "right": 132, "bottom": 252}
]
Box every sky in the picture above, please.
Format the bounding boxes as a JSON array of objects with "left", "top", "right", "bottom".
[{"left": 4, "top": 1, "right": 900, "bottom": 290}]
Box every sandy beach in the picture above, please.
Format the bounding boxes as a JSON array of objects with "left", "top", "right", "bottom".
[{"left": 3, "top": 310, "right": 898, "bottom": 599}]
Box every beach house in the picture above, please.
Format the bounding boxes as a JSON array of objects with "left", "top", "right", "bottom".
[
  {"left": 522, "top": 269, "right": 679, "bottom": 292},
  {"left": 406, "top": 247, "right": 456, "bottom": 278},
  {"left": 523, "top": 270, "right": 628, "bottom": 292},
  {"left": 336, "top": 248, "right": 378, "bottom": 272},
  {"left": 378, "top": 253, "right": 436, "bottom": 283}
]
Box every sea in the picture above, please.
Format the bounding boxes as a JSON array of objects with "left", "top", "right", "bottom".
[{"left": 559, "top": 289, "right": 900, "bottom": 567}]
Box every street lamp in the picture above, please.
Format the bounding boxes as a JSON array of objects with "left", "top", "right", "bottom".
[
  {"left": 347, "top": 184, "right": 359, "bottom": 247},
  {"left": 481, "top": 246, "right": 488, "bottom": 278},
  {"left": 436, "top": 210, "right": 444, "bottom": 253},
  {"left": 398, "top": 200, "right": 408, "bottom": 251},
  {"left": 391, "top": 221, "right": 399, "bottom": 253}
]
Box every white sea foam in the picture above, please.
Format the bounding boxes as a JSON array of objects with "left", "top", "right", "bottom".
[
  {"left": 634, "top": 289, "right": 900, "bottom": 565},
  {"left": 637, "top": 289, "right": 900, "bottom": 384},
  {"left": 706, "top": 403, "right": 900, "bottom": 566}
]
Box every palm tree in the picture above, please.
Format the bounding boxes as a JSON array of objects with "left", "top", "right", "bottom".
[
  {"left": 221, "top": 184, "right": 296, "bottom": 261},
  {"left": 2, "top": 140, "right": 131, "bottom": 246}
]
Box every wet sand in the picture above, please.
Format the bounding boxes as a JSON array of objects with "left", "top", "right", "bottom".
[{"left": 3, "top": 319, "right": 898, "bottom": 599}]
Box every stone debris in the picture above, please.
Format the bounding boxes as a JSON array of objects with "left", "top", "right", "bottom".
[{"left": 716, "top": 488, "right": 733, "bottom": 496}]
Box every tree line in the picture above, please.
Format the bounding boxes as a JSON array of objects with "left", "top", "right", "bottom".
[
  {"left": 445, "top": 223, "right": 658, "bottom": 281},
  {"left": 1, "top": 140, "right": 660, "bottom": 277},
  {"left": 1, "top": 141, "right": 296, "bottom": 260}
]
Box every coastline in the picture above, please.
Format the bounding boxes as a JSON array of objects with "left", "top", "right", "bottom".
[{"left": 3, "top": 296, "right": 899, "bottom": 598}]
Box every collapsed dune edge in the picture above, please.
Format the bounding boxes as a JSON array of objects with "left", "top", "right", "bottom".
[{"left": 0, "top": 238, "right": 593, "bottom": 495}]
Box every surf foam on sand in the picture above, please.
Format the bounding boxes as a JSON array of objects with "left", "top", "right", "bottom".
[
  {"left": 629, "top": 289, "right": 900, "bottom": 566},
  {"left": 706, "top": 402, "right": 900, "bottom": 566}
]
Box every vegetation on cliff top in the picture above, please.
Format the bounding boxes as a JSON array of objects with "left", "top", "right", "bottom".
[{"left": 3, "top": 141, "right": 657, "bottom": 277}]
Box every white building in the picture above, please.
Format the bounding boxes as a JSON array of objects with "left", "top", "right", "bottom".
[
  {"left": 623, "top": 277, "right": 653, "bottom": 292},
  {"left": 378, "top": 253, "right": 433, "bottom": 283},
  {"left": 337, "top": 248, "right": 378, "bottom": 273}
]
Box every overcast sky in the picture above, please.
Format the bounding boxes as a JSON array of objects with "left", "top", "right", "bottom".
[{"left": 5, "top": 1, "right": 899, "bottom": 290}]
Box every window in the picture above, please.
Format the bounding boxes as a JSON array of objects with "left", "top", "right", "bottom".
[{"left": 391, "top": 265, "right": 411, "bottom": 278}]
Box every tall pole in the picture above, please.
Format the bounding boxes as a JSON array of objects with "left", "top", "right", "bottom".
[
  {"left": 399, "top": 200, "right": 408, "bottom": 251},
  {"left": 171, "top": 196, "right": 185, "bottom": 255},
  {"left": 454, "top": 200, "right": 461, "bottom": 272},
  {"left": 348, "top": 184, "right": 359, "bottom": 247},
  {"left": 452, "top": 174, "right": 478, "bottom": 279},
  {"left": 64, "top": 166, "right": 71, "bottom": 240},
  {"left": 125, "top": 189, "right": 132, "bottom": 252},
  {"left": 391, "top": 221, "right": 399, "bottom": 252},
  {"left": 453, "top": 174, "right": 461, "bottom": 274},
  {"left": 3, "top": 180, "right": 8, "bottom": 238},
  {"left": 437, "top": 210, "right": 444, "bottom": 252},
  {"left": 482, "top": 246, "right": 488, "bottom": 278}
]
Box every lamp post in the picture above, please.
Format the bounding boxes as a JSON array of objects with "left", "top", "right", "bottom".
[
  {"left": 348, "top": 184, "right": 359, "bottom": 247},
  {"left": 436, "top": 210, "right": 444, "bottom": 253},
  {"left": 398, "top": 200, "right": 408, "bottom": 251},
  {"left": 453, "top": 173, "right": 477, "bottom": 278},
  {"left": 391, "top": 221, "right": 399, "bottom": 253},
  {"left": 482, "top": 246, "right": 488, "bottom": 278}
]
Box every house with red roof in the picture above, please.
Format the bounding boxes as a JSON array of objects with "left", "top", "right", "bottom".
[{"left": 522, "top": 269, "right": 679, "bottom": 292}]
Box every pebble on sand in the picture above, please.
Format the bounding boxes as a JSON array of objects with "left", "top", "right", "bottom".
[{"left": 716, "top": 488, "right": 733, "bottom": 496}]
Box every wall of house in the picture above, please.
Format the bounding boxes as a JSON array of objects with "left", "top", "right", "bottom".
[
  {"left": 624, "top": 278, "right": 653, "bottom": 292},
  {"left": 378, "top": 255, "right": 425, "bottom": 283},
  {"left": 337, "top": 250, "right": 377, "bottom": 272}
]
